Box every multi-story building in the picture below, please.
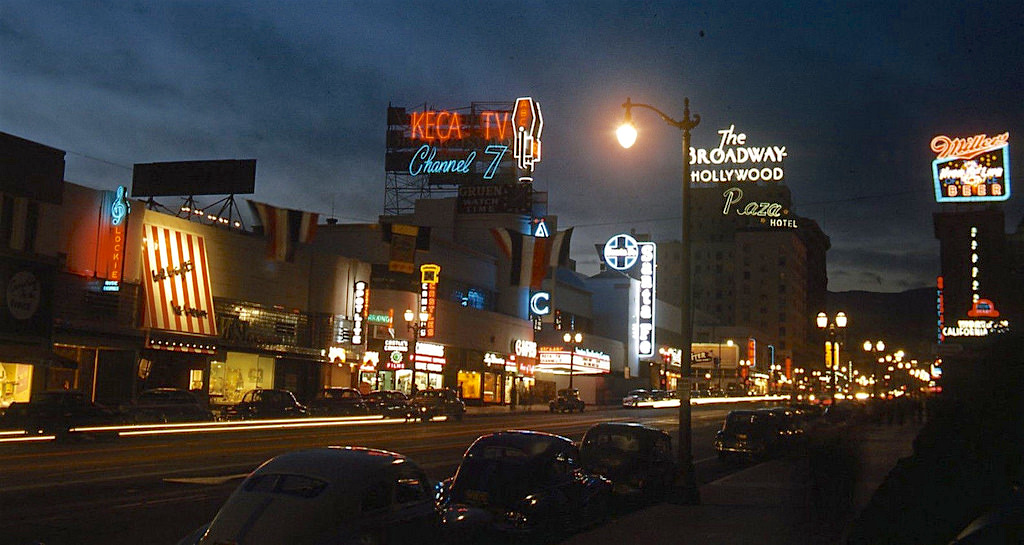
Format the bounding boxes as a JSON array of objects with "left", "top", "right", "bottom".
[{"left": 657, "top": 184, "right": 830, "bottom": 381}]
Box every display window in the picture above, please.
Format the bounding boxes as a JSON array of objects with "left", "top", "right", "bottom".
[
  {"left": 209, "top": 352, "right": 276, "bottom": 405},
  {"left": 458, "top": 371, "right": 481, "bottom": 399},
  {"left": 483, "top": 372, "right": 500, "bottom": 403},
  {"left": 0, "top": 363, "right": 33, "bottom": 408}
]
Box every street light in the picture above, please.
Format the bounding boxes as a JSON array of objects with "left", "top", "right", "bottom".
[
  {"left": 816, "top": 311, "right": 847, "bottom": 401},
  {"left": 618, "top": 96, "right": 700, "bottom": 504},
  {"left": 404, "top": 308, "right": 429, "bottom": 394},
  {"left": 562, "top": 331, "right": 583, "bottom": 390}
]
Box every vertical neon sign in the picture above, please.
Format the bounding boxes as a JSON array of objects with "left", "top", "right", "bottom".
[
  {"left": 352, "top": 281, "right": 367, "bottom": 345},
  {"left": 637, "top": 242, "right": 656, "bottom": 358},
  {"left": 420, "top": 264, "right": 440, "bottom": 338}
]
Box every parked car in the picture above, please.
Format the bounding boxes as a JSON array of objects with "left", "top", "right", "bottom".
[
  {"left": 221, "top": 388, "right": 308, "bottom": 420},
  {"left": 0, "top": 390, "right": 122, "bottom": 436},
  {"left": 622, "top": 389, "right": 652, "bottom": 408},
  {"left": 438, "top": 430, "right": 612, "bottom": 542},
  {"left": 549, "top": 388, "right": 586, "bottom": 413},
  {"left": 713, "top": 409, "right": 784, "bottom": 461},
  {"left": 580, "top": 422, "right": 676, "bottom": 501},
  {"left": 307, "top": 387, "right": 368, "bottom": 416},
  {"left": 764, "top": 407, "right": 806, "bottom": 448},
  {"left": 406, "top": 389, "right": 465, "bottom": 422},
  {"left": 177, "top": 447, "right": 437, "bottom": 545},
  {"left": 364, "top": 390, "right": 411, "bottom": 418},
  {"left": 123, "top": 388, "right": 212, "bottom": 424}
]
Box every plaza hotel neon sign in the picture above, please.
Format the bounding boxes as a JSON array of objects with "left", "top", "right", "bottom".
[
  {"left": 406, "top": 97, "right": 543, "bottom": 183},
  {"left": 932, "top": 132, "right": 1010, "bottom": 202}
]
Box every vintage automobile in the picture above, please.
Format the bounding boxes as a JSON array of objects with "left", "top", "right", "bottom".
[
  {"left": 0, "top": 390, "right": 122, "bottom": 436},
  {"left": 221, "top": 388, "right": 308, "bottom": 420},
  {"left": 123, "top": 388, "right": 213, "bottom": 424},
  {"left": 177, "top": 447, "right": 438, "bottom": 545},
  {"left": 580, "top": 422, "right": 677, "bottom": 501},
  {"left": 438, "top": 430, "right": 612, "bottom": 542},
  {"left": 549, "top": 388, "right": 586, "bottom": 413},
  {"left": 622, "top": 389, "right": 652, "bottom": 408},
  {"left": 713, "top": 409, "right": 785, "bottom": 461},
  {"left": 406, "top": 388, "right": 465, "bottom": 422},
  {"left": 363, "top": 390, "right": 411, "bottom": 418},
  {"left": 307, "top": 387, "right": 368, "bottom": 416}
]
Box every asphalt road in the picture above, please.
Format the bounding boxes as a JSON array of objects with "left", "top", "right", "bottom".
[{"left": 0, "top": 402, "right": 771, "bottom": 545}]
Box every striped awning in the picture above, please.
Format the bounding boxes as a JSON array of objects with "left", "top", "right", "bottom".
[{"left": 141, "top": 224, "right": 218, "bottom": 336}]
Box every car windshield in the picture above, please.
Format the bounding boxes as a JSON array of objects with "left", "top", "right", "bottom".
[
  {"left": 584, "top": 430, "right": 643, "bottom": 453},
  {"left": 455, "top": 446, "right": 543, "bottom": 506},
  {"left": 724, "top": 413, "right": 771, "bottom": 434},
  {"left": 323, "top": 389, "right": 358, "bottom": 399}
]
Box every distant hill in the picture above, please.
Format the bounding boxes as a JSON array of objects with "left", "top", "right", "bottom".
[{"left": 826, "top": 288, "right": 936, "bottom": 357}]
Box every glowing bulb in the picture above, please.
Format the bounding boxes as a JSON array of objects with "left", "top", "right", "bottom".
[{"left": 617, "top": 123, "right": 637, "bottom": 148}]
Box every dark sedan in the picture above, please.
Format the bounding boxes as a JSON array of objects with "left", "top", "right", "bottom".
[
  {"left": 580, "top": 422, "right": 676, "bottom": 501},
  {"left": 0, "top": 390, "right": 122, "bottom": 436},
  {"left": 364, "top": 390, "right": 411, "bottom": 418},
  {"left": 549, "top": 388, "right": 586, "bottom": 413},
  {"left": 178, "top": 447, "right": 438, "bottom": 545},
  {"left": 123, "top": 388, "right": 213, "bottom": 424},
  {"left": 221, "top": 388, "right": 308, "bottom": 420},
  {"left": 307, "top": 387, "right": 368, "bottom": 416},
  {"left": 438, "top": 430, "right": 612, "bottom": 542},
  {"left": 407, "top": 388, "right": 465, "bottom": 422},
  {"left": 714, "top": 409, "right": 784, "bottom": 461}
]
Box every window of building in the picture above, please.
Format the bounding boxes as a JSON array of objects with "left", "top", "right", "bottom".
[
  {"left": 23, "top": 201, "right": 38, "bottom": 253},
  {"left": 0, "top": 195, "right": 13, "bottom": 248},
  {"left": 744, "top": 271, "right": 750, "bottom": 280}
]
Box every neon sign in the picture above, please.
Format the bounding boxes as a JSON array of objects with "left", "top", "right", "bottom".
[
  {"left": 111, "top": 185, "right": 130, "bottom": 226},
  {"left": 603, "top": 233, "right": 639, "bottom": 271},
  {"left": 936, "top": 276, "right": 944, "bottom": 343},
  {"left": 637, "top": 242, "right": 656, "bottom": 358},
  {"left": 530, "top": 291, "right": 551, "bottom": 315},
  {"left": 390, "top": 98, "right": 543, "bottom": 184},
  {"left": 721, "top": 187, "right": 797, "bottom": 229},
  {"left": 512, "top": 97, "right": 543, "bottom": 181},
  {"left": 942, "top": 319, "right": 1010, "bottom": 338},
  {"left": 352, "top": 281, "right": 368, "bottom": 345},
  {"left": 419, "top": 264, "right": 439, "bottom": 338},
  {"left": 689, "top": 125, "right": 787, "bottom": 183},
  {"left": 931, "top": 132, "right": 1010, "bottom": 202}
]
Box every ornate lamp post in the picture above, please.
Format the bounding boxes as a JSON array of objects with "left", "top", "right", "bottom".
[
  {"left": 562, "top": 331, "right": 583, "bottom": 390},
  {"left": 618, "top": 96, "right": 700, "bottom": 504},
  {"left": 404, "top": 308, "right": 429, "bottom": 394},
  {"left": 862, "top": 340, "right": 885, "bottom": 397},
  {"left": 816, "top": 311, "right": 847, "bottom": 402}
]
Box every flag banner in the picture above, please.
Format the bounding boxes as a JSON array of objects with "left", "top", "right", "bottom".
[
  {"left": 492, "top": 227, "right": 573, "bottom": 289},
  {"left": 141, "top": 224, "right": 217, "bottom": 336},
  {"left": 247, "top": 200, "right": 319, "bottom": 262}
]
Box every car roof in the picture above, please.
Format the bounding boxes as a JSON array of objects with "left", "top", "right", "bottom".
[
  {"left": 252, "top": 447, "right": 409, "bottom": 485},
  {"left": 585, "top": 421, "right": 669, "bottom": 437},
  {"left": 468, "top": 430, "right": 574, "bottom": 457}
]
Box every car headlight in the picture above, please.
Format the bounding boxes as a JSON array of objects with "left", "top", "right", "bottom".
[{"left": 420, "top": 406, "right": 429, "bottom": 412}]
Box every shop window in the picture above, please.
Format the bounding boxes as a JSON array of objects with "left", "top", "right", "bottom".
[
  {"left": 0, "top": 363, "right": 33, "bottom": 408},
  {"left": 209, "top": 353, "right": 276, "bottom": 405},
  {"left": 458, "top": 371, "right": 481, "bottom": 399},
  {"left": 483, "top": 372, "right": 498, "bottom": 403}
]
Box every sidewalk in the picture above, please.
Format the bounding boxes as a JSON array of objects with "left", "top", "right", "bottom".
[{"left": 562, "top": 422, "right": 921, "bottom": 545}]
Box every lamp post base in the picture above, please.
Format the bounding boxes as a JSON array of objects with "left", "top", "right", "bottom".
[{"left": 666, "top": 462, "right": 701, "bottom": 505}]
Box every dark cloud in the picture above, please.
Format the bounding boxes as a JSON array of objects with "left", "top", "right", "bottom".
[{"left": 2, "top": 0, "right": 1023, "bottom": 292}]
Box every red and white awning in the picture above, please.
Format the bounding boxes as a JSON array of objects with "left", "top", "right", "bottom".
[{"left": 141, "top": 224, "right": 218, "bottom": 336}]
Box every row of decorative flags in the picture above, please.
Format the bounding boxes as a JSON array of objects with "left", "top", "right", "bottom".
[{"left": 246, "top": 200, "right": 572, "bottom": 290}]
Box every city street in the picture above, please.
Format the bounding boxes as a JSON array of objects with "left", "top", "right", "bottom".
[{"left": 0, "top": 403, "right": 764, "bottom": 545}]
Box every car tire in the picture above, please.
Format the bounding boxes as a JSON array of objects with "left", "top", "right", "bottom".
[
  {"left": 580, "top": 404, "right": 585, "bottom": 412},
  {"left": 549, "top": 406, "right": 556, "bottom": 413},
  {"left": 455, "top": 411, "right": 464, "bottom": 422},
  {"left": 717, "top": 450, "right": 728, "bottom": 462}
]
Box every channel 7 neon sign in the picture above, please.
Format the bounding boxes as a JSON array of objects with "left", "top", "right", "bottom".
[
  {"left": 391, "top": 98, "right": 543, "bottom": 184},
  {"left": 932, "top": 132, "right": 1011, "bottom": 203}
]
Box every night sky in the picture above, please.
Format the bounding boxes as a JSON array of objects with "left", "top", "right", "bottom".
[{"left": 3, "top": 1, "right": 1023, "bottom": 292}]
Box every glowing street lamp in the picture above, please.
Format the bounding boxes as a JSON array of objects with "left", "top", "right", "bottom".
[
  {"left": 817, "top": 311, "right": 847, "bottom": 400},
  {"left": 618, "top": 96, "right": 700, "bottom": 504},
  {"left": 562, "top": 331, "right": 583, "bottom": 389}
]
